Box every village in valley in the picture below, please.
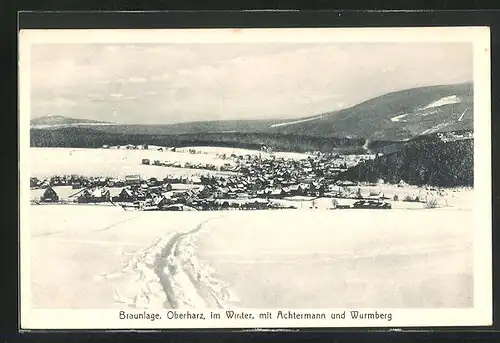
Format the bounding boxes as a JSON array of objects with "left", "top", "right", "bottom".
[
  {"left": 24, "top": 36, "right": 483, "bottom": 315},
  {"left": 30, "top": 143, "right": 450, "bottom": 212}
]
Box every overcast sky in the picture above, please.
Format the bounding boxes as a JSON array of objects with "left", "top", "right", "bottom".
[{"left": 29, "top": 43, "right": 473, "bottom": 124}]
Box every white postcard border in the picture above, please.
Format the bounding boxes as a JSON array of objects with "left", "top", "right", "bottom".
[{"left": 19, "top": 26, "right": 492, "bottom": 329}]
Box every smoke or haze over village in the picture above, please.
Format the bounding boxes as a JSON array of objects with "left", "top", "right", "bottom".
[{"left": 30, "top": 43, "right": 472, "bottom": 124}]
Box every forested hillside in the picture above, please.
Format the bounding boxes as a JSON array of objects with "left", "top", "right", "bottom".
[{"left": 339, "top": 138, "right": 474, "bottom": 187}]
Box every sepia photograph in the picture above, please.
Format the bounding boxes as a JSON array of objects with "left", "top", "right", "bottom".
[{"left": 19, "top": 27, "right": 491, "bottom": 329}]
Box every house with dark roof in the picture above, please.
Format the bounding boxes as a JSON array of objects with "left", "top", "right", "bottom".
[
  {"left": 30, "top": 177, "right": 40, "bottom": 189},
  {"left": 125, "top": 175, "right": 141, "bottom": 185},
  {"left": 269, "top": 188, "right": 288, "bottom": 199},
  {"left": 40, "top": 186, "right": 59, "bottom": 202},
  {"left": 115, "top": 188, "right": 135, "bottom": 202},
  {"left": 78, "top": 187, "right": 111, "bottom": 203}
]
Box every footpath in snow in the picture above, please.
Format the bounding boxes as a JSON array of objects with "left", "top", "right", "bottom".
[{"left": 113, "top": 215, "right": 240, "bottom": 309}]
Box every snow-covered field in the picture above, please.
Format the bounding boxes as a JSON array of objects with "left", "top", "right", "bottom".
[
  {"left": 28, "top": 205, "right": 219, "bottom": 309},
  {"left": 26, "top": 148, "right": 475, "bottom": 310},
  {"left": 358, "top": 185, "right": 474, "bottom": 209},
  {"left": 28, "top": 147, "right": 308, "bottom": 179},
  {"left": 196, "top": 209, "right": 473, "bottom": 308},
  {"left": 29, "top": 148, "right": 236, "bottom": 178},
  {"left": 28, "top": 199, "right": 474, "bottom": 310}
]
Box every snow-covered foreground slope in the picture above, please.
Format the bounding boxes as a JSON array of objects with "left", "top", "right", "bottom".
[
  {"left": 28, "top": 202, "right": 473, "bottom": 310},
  {"left": 196, "top": 209, "right": 473, "bottom": 308},
  {"left": 28, "top": 205, "right": 219, "bottom": 309}
]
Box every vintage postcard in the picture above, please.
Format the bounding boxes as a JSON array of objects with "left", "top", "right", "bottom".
[{"left": 19, "top": 27, "right": 491, "bottom": 329}]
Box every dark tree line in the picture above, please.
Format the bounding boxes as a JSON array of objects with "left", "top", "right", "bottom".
[{"left": 30, "top": 128, "right": 366, "bottom": 153}]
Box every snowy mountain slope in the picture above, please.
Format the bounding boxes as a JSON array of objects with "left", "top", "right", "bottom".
[
  {"left": 267, "top": 82, "right": 473, "bottom": 141},
  {"left": 30, "top": 83, "right": 474, "bottom": 151}
]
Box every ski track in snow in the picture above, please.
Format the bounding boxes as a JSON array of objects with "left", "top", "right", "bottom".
[
  {"left": 113, "top": 215, "right": 240, "bottom": 309},
  {"left": 94, "top": 215, "right": 143, "bottom": 232}
]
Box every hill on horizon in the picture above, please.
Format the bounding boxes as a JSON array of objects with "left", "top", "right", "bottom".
[
  {"left": 30, "top": 115, "right": 114, "bottom": 128},
  {"left": 30, "top": 82, "right": 473, "bottom": 142},
  {"left": 267, "top": 82, "right": 473, "bottom": 141}
]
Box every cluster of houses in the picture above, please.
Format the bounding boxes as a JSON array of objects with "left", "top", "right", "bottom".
[
  {"left": 30, "top": 150, "right": 394, "bottom": 211},
  {"left": 32, "top": 180, "right": 394, "bottom": 211},
  {"left": 140, "top": 152, "right": 367, "bottom": 186},
  {"left": 102, "top": 144, "right": 150, "bottom": 150},
  {"left": 227, "top": 152, "right": 377, "bottom": 179},
  {"left": 30, "top": 175, "right": 115, "bottom": 189},
  {"left": 139, "top": 147, "right": 378, "bottom": 175},
  {"left": 30, "top": 174, "right": 195, "bottom": 190},
  {"left": 228, "top": 155, "right": 353, "bottom": 191},
  {"left": 31, "top": 184, "right": 114, "bottom": 204},
  {"left": 103, "top": 144, "right": 204, "bottom": 153},
  {"left": 32, "top": 182, "right": 277, "bottom": 211},
  {"left": 437, "top": 130, "right": 473, "bottom": 143},
  {"left": 141, "top": 159, "right": 219, "bottom": 171}
]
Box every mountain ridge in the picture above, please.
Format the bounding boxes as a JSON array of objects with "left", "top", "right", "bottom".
[
  {"left": 30, "top": 82, "right": 473, "bottom": 150},
  {"left": 266, "top": 82, "right": 473, "bottom": 140},
  {"left": 30, "top": 82, "right": 473, "bottom": 141}
]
